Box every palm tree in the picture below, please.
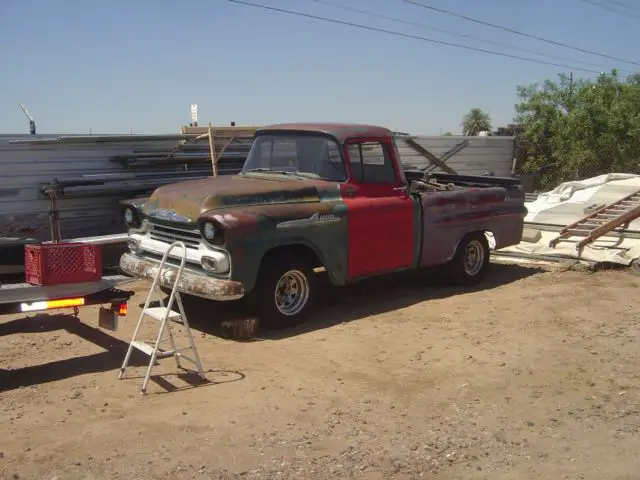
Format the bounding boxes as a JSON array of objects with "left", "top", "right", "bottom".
[{"left": 462, "top": 108, "right": 492, "bottom": 136}]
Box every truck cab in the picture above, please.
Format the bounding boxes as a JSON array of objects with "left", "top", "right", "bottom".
[{"left": 120, "top": 123, "right": 526, "bottom": 327}]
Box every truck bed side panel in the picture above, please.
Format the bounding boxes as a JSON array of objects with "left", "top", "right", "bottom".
[{"left": 417, "top": 187, "right": 526, "bottom": 268}]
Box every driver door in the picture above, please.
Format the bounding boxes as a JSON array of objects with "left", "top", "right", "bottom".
[{"left": 341, "top": 138, "right": 416, "bottom": 280}]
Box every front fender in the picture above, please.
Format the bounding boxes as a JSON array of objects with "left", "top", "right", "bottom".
[
  {"left": 242, "top": 237, "right": 343, "bottom": 292},
  {"left": 198, "top": 203, "right": 349, "bottom": 291}
]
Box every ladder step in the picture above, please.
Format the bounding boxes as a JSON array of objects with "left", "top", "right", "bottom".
[
  {"left": 143, "top": 306, "right": 182, "bottom": 322},
  {"left": 130, "top": 340, "right": 170, "bottom": 358},
  {"left": 131, "top": 340, "right": 155, "bottom": 356},
  {"left": 130, "top": 340, "right": 187, "bottom": 359}
]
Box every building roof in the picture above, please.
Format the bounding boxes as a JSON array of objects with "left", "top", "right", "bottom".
[{"left": 257, "top": 122, "right": 393, "bottom": 143}]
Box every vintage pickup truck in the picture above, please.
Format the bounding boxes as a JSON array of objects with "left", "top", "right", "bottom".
[{"left": 119, "top": 123, "right": 526, "bottom": 327}]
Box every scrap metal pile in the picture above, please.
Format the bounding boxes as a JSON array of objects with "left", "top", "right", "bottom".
[{"left": 31, "top": 127, "right": 257, "bottom": 203}]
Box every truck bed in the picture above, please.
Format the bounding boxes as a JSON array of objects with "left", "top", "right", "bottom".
[
  {"left": 407, "top": 171, "right": 526, "bottom": 269},
  {"left": 404, "top": 170, "right": 523, "bottom": 190}
]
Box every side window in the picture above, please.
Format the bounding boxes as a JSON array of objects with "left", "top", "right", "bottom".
[{"left": 347, "top": 142, "right": 396, "bottom": 184}]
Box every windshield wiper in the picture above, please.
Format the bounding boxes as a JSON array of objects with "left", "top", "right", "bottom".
[{"left": 242, "top": 168, "right": 302, "bottom": 177}]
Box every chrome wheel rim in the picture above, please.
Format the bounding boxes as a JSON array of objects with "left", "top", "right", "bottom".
[
  {"left": 274, "top": 269, "right": 310, "bottom": 316},
  {"left": 463, "top": 240, "right": 485, "bottom": 276}
]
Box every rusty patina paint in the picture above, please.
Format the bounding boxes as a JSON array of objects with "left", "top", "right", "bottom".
[
  {"left": 258, "top": 123, "right": 393, "bottom": 143},
  {"left": 142, "top": 175, "right": 330, "bottom": 222},
  {"left": 119, "top": 252, "right": 244, "bottom": 301},
  {"left": 134, "top": 164, "right": 351, "bottom": 290},
  {"left": 197, "top": 183, "right": 349, "bottom": 290},
  {"left": 418, "top": 186, "right": 527, "bottom": 268}
]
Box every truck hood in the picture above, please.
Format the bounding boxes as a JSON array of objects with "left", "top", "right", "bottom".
[{"left": 141, "top": 174, "right": 327, "bottom": 222}]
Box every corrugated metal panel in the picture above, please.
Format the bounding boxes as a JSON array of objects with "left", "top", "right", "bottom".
[
  {"left": 0, "top": 134, "right": 251, "bottom": 242},
  {"left": 395, "top": 136, "right": 516, "bottom": 177}
]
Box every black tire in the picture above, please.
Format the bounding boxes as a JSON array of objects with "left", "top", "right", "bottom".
[
  {"left": 249, "top": 251, "right": 318, "bottom": 329},
  {"left": 445, "top": 232, "right": 490, "bottom": 286}
]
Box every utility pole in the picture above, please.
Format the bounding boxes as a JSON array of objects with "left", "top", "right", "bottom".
[{"left": 568, "top": 72, "right": 574, "bottom": 111}]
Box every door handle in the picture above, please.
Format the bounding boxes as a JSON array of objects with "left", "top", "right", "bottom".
[{"left": 345, "top": 187, "right": 357, "bottom": 198}]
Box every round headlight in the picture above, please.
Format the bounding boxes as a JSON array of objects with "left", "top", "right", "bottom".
[
  {"left": 124, "top": 207, "right": 135, "bottom": 226},
  {"left": 203, "top": 222, "right": 216, "bottom": 240}
]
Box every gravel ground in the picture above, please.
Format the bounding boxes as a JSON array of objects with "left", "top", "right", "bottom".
[{"left": 1, "top": 261, "right": 639, "bottom": 480}]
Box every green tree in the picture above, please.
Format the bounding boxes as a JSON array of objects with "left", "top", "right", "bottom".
[
  {"left": 515, "top": 70, "right": 640, "bottom": 189},
  {"left": 462, "top": 108, "right": 492, "bottom": 136}
]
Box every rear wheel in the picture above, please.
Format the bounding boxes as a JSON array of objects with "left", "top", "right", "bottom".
[
  {"left": 445, "top": 232, "right": 490, "bottom": 286},
  {"left": 249, "top": 252, "right": 317, "bottom": 329}
]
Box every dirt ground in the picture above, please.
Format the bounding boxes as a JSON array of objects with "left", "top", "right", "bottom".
[{"left": 1, "top": 260, "right": 639, "bottom": 480}]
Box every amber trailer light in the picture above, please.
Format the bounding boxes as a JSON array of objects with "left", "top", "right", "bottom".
[
  {"left": 117, "top": 302, "right": 128, "bottom": 316},
  {"left": 19, "top": 297, "right": 85, "bottom": 313}
]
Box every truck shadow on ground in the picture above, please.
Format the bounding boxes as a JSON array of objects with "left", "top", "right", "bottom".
[
  {"left": 181, "top": 262, "right": 545, "bottom": 341},
  {"left": 0, "top": 313, "right": 244, "bottom": 393}
]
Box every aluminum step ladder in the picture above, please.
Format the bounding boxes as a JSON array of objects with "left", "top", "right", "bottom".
[
  {"left": 118, "top": 241, "right": 205, "bottom": 395},
  {"left": 549, "top": 190, "right": 640, "bottom": 251}
]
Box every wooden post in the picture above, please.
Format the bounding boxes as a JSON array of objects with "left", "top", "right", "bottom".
[{"left": 207, "top": 122, "right": 217, "bottom": 177}]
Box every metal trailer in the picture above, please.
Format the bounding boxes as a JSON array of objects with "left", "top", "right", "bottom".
[{"left": 0, "top": 274, "right": 135, "bottom": 331}]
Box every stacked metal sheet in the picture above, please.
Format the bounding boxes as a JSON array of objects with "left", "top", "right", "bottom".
[{"left": 0, "top": 132, "right": 253, "bottom": 243}]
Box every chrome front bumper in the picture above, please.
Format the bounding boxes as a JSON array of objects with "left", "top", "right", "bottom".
[{"left": 119, "top": 253, "right": 244, "bottom": 301}]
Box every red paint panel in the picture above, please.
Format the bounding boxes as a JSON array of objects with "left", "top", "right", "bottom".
[{"left": 340, "top": 136, "right": 415, "bottom": 280}]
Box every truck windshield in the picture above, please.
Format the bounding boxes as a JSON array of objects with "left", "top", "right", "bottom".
[{"left": 241, "top": 134, "right": 347, "bottom": 181}]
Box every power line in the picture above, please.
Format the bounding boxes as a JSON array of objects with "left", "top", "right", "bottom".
[
  {"left": 225, "top": 0, "right": 615, "bottom": 75},
  {"left": 400, "top": 0, "right": 640, "bottom": 67},
  {"left": 578, "top": 0, "right": 640, "bottom": 19},
  {"left": 310, "top": 0, "right": 627, "bottom": 73},
  {"left": 600, "top": 0, "right": 640, "bottom": 13}
]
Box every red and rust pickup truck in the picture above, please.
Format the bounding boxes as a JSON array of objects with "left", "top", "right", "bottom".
[{"left": 119, "top": 123, "right": 526, "bottom": 327}]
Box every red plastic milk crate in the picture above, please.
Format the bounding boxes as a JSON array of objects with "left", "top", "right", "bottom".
[{"left": 24, "top": 242, "right": 103, "bottom": 286}]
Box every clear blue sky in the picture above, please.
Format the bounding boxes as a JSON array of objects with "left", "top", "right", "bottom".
[{"left": 1, "top": 0, "right": 638, "bottom": 135}]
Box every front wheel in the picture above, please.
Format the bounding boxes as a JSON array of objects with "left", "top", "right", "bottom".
[
  {"left": 249, "top": 253, "right": 317, "bottom": 329},
  {"left": 445, "top": 232, "right": 490, "bottom": 286}
]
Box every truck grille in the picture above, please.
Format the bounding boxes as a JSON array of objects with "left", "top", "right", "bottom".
[{"left": 148, "top": 222, "right": 201, "bottom": 249}]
